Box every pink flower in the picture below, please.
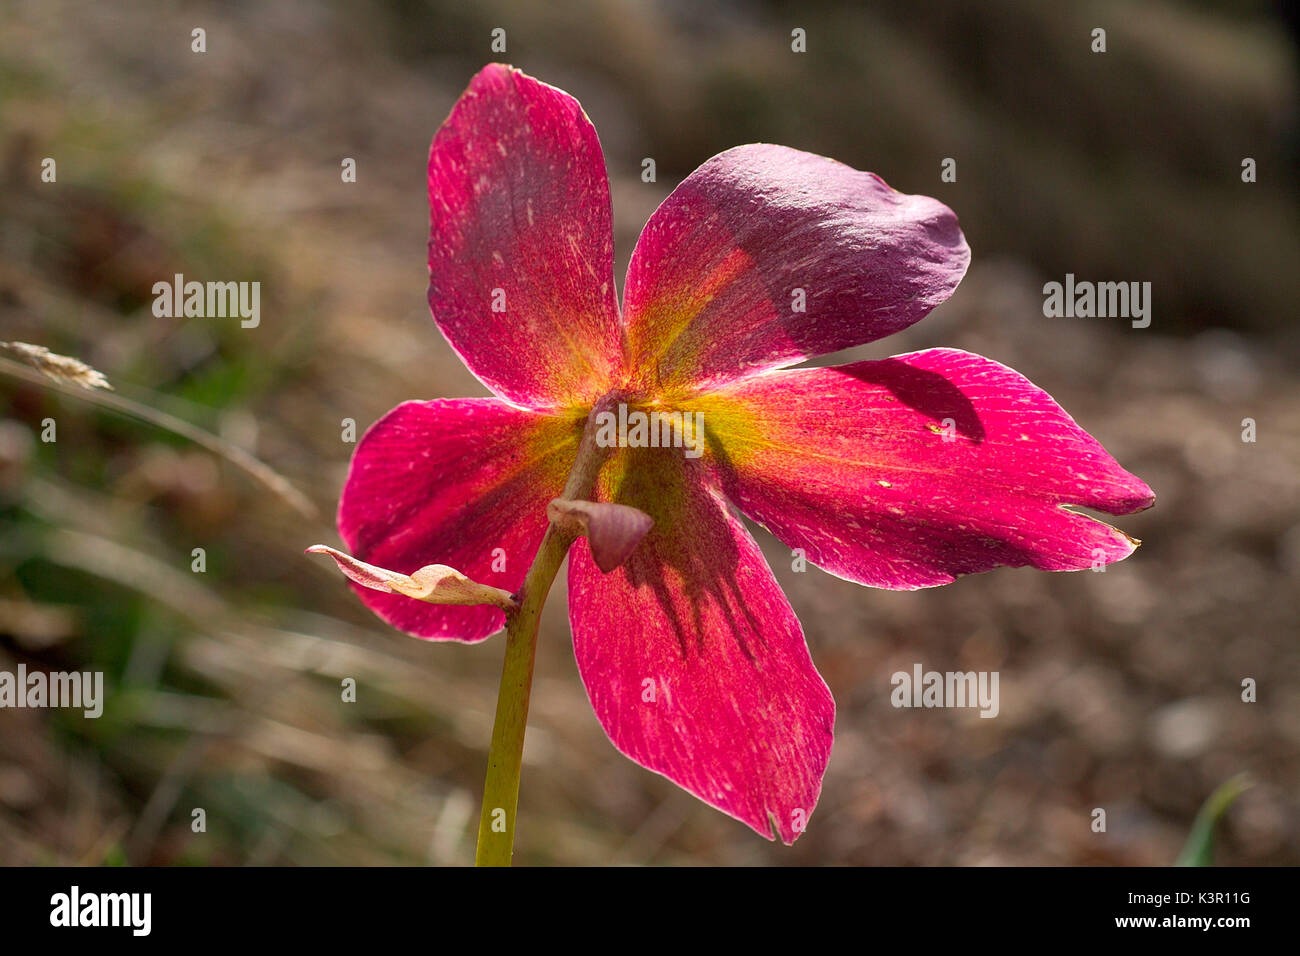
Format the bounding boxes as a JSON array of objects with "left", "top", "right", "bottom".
[{"left": 315, "top": 64, "right": 1153, "bottom": 843}]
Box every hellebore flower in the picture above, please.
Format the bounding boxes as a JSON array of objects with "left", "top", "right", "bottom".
[{"left": 310, "top": 64, "right": 1153, "bottom": 856}]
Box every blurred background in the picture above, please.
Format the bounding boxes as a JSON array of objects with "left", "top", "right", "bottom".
[{"left": 1, "top": 0, "right": 1297, "bottom": 865}]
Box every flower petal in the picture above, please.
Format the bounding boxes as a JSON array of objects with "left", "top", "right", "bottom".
[
  {"left": 546, "top": 498, "right": 653, "bottom": 573},
  {"left": 567, "top": 448, "right": 834, "bottom": 842},
  {"left": 696, "top": 348, "right": 1155, "bottom": 588},
  {"left": 338, "top": 398, "right": 580, "bottom": 640},
  {"left": 621, "top": 144, "right": 970, "bottom": 393},
  {"left": 305, "top": 546, "right": 517, "bottom": 610},
  {"left": 426, "top": 64, "right": 624, "bottom": 410}
]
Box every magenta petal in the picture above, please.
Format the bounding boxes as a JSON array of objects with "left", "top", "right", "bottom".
[
  {"left": 702, "top": 349, "right": 1155, "bottom": 589},
  {"left": 427, "top": 64, "right": 623, "bottom": 409},
  {"left": 567, "top": 461, "right": 834, "bottom": 843},
  {"left": 621, "top": 144, "right": 970, "bottom": 392},
  {"left": 338, "top": 398, "right": 578, "bottom": 640}
]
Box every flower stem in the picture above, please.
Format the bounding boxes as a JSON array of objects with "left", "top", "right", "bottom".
[
  {"left": 473, "top": 525, "right": 570, "bottom": 866},
  {"left": 474, "top": 401, "right": 613, "bottom": 866}
]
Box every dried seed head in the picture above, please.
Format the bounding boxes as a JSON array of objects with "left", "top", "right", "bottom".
[{"left": 0, "top": 342, "right": 112, "bottom": 391}]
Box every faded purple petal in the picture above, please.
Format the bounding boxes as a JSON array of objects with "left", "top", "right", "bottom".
[
  {"left": 546, "top": 498, "right": 653, "bottom": 573},
  {"left": 620, "top": 144, "right": 970, "bottom": 393}
]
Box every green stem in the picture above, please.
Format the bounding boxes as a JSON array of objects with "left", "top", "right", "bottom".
[{"left": 474, "top": 402, "right": 612, "bottom": 866}]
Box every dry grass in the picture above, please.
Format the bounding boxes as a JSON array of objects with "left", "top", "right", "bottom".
[{"left": 0, "top": 342, "right": 112, "bottom": 391}]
